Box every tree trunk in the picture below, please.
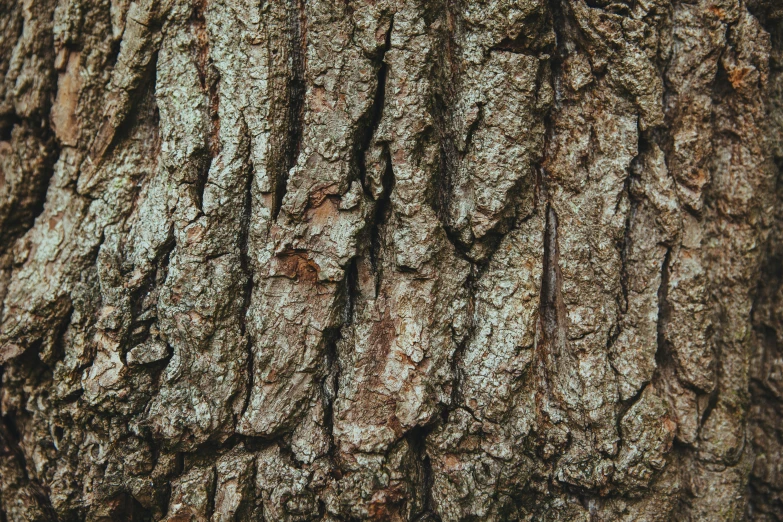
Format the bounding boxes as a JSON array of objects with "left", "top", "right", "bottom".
[{"left": 1, "top": 0, "right": 783, "bottom": 520}]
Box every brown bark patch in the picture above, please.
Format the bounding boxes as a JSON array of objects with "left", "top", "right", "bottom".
[
  {"left": 50, "top": 51, "right": 81, "bottom": 146},
  {"left": 274, "top": 251, "right": 322, "bottom": 283}
]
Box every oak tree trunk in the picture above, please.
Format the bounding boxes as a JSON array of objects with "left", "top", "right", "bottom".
[{"left": 2, "top": 0, "right": 783, "bottom": 520}]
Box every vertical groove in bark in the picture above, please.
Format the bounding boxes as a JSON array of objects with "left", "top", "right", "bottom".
[
  {"left": 356, "top": 17, "right": 392, "bottom": 196},
  {"left": 655, "top": 246, "right": 672, "bottom": 371},
  {"left": 273, "top": 0, "right": 306, "bottom": 221},
  {"left": 368, "top": 147, "right": 394, "bottom": 280},
  {"left": 238, "top": 128, "right": 255, "bottom": 428},
  {"left": 540, "top": 204, "right": 562, "bottom": 345}
]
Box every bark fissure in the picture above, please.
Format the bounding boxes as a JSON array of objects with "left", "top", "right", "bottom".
[
  {"left": 273, "top": 0, "right": 307, "bottom": 220},
  {"left": 540, "top": 204, "right": 562, "bottom": 343},
  {"left": 369, "top": 147, "right": 394, "bottom": 281},
  {"left": 655, "top": 246, "right": 672, "bottom": 371},
  {"left": 356, "top": 17, "right": 393, "bottom": 195},
  {"left": 238, "top": 141, "right": 255, "bottom": 427}
]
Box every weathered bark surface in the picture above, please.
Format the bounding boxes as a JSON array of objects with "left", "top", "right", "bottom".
[{"left": 1, "top": 0, "right": 783, "bottom": 519}]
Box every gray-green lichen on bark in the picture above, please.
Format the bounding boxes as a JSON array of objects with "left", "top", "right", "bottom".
[{"left": 1, "top": 0, "right": 783, "bottom": 520}]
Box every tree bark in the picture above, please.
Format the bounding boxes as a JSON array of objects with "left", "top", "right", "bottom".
[{"left": 1, "top": 0, "right": 783, "bottom": 520}]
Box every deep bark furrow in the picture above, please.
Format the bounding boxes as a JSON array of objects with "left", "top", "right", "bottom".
[{"left": 273, "top": 0, "right": 306, "bottom": 221}]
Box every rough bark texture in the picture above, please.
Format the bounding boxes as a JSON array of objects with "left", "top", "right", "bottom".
[{"left": 1, "top": 0, "right": 783, "bottom": 520}]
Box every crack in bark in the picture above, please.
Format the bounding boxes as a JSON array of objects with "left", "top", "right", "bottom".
[
  {"left": 320, "top": 257, "right": 358, "bottom": 457},
  {"left": 655, "top": 246, "right": 673, "bottom": 373},
  {"left": 318, "top": 17, "right": 395, "bottom": 457},
  {"left": 205, "top": 464, "right": 218, "bottom": 520},
  {"left": 237, "top": 121, "right": 256, "bottom": 428},
  {"left": 445, "top": 272, "right": 474, "bottom": 420},
  {"left": 356, "top": 17, "right": 393, "bottom": 197},
  {"left": 540, "top": 205, "right": 563, "bottom": 345},
  {"left": 192, "top": 0, "right": 220, "bottom": 209},
  {"left": 406, "top": 424, "right": 441, "bottom": 522},
  {"left": 322, "top": 329, "right": 340, "bottom": 457},
  {"left": 369, "top": 148, "right": 394, "bottom": 292},
  {"left": 273, "top": 0, "right": 307, "bottom": 220}
]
